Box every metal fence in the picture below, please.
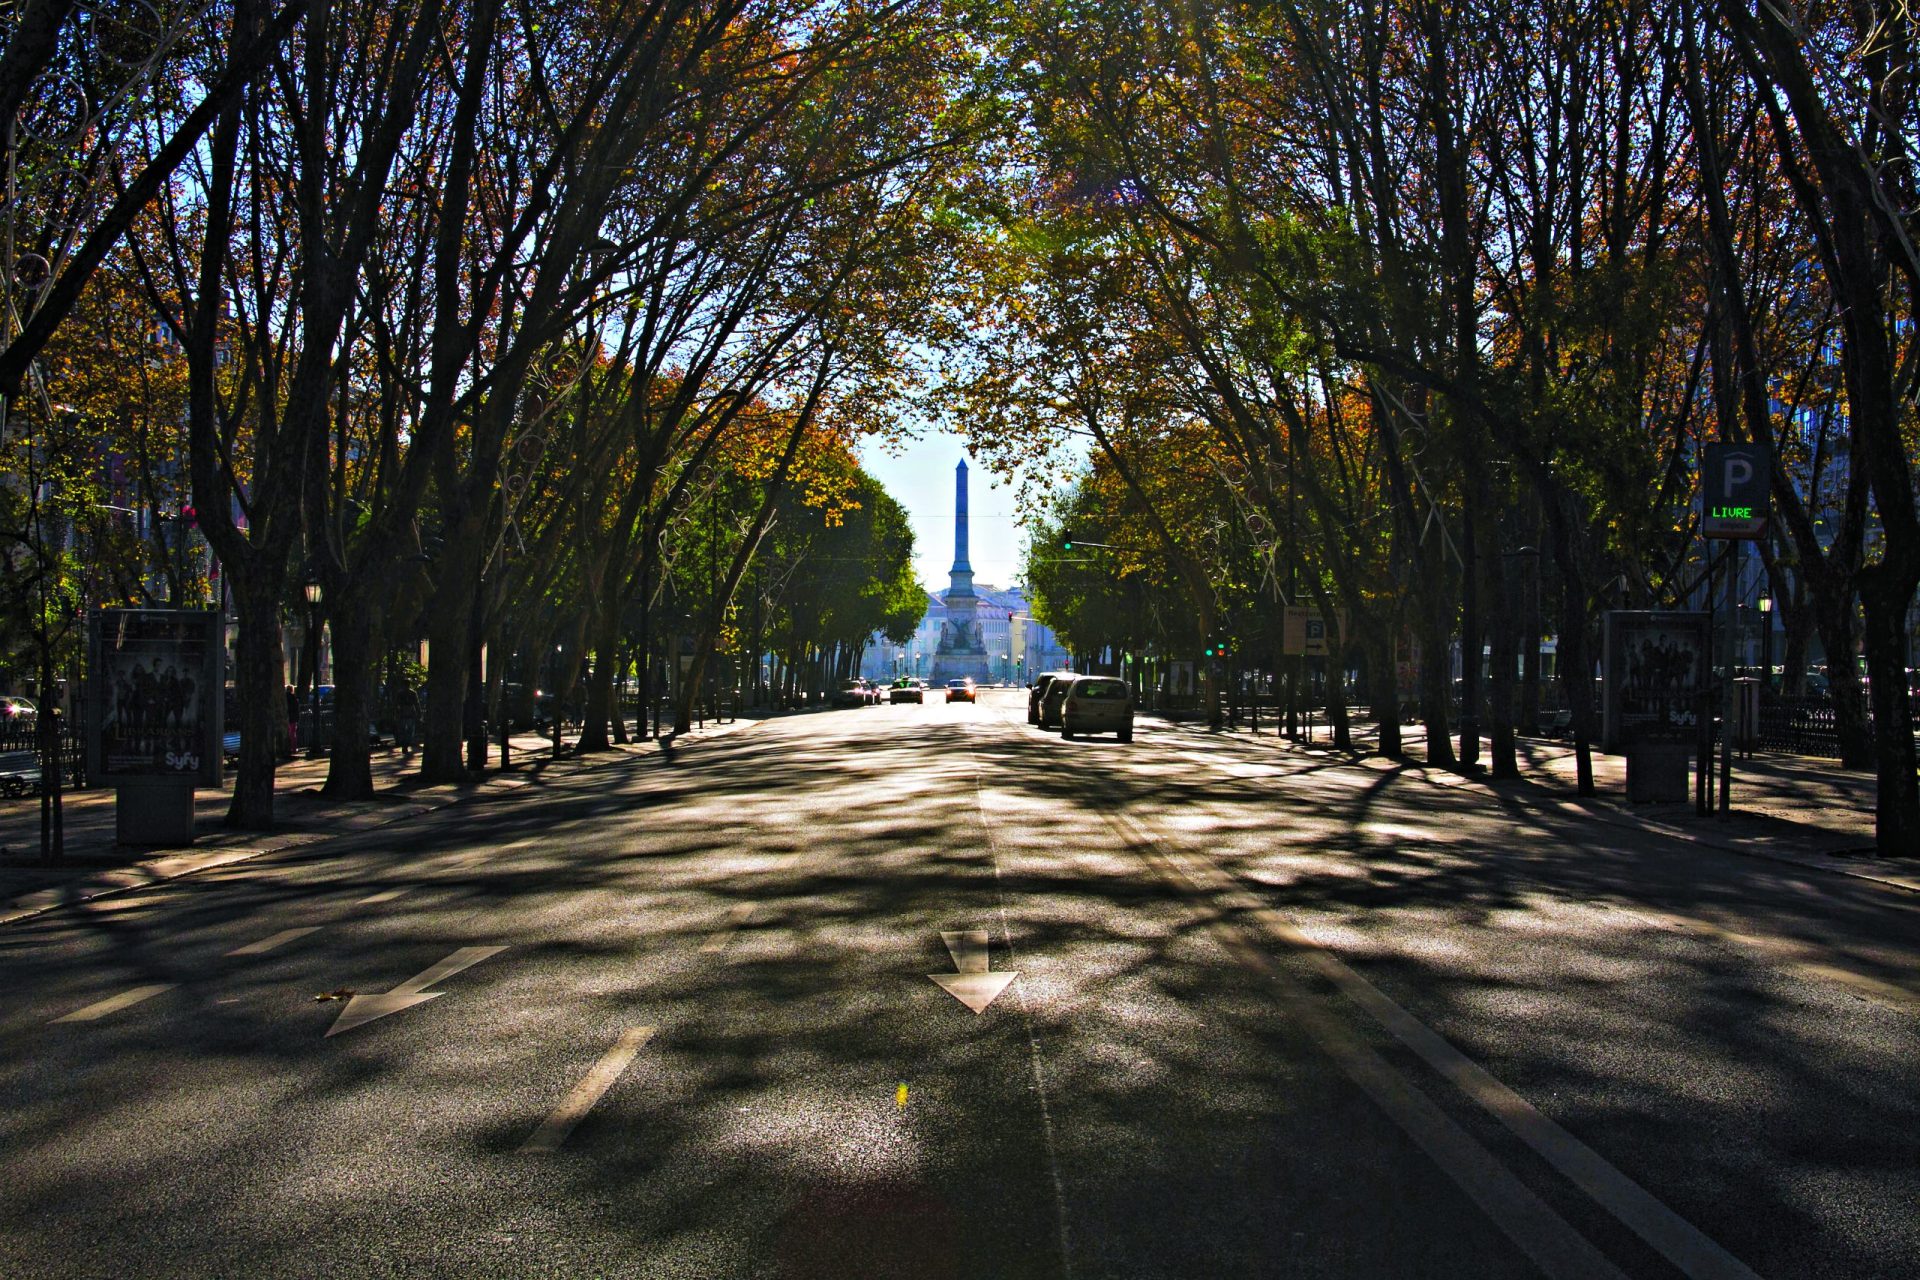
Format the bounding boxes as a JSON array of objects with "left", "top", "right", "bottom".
[
  {"left": 0, "top": 712, "right": 89, "bottom": 796},
  {"left": 1752, "top": 693, "right": 1900, "bottom": 760}
]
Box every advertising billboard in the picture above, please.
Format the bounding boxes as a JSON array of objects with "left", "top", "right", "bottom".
[
  {"left": 1601, "top": 611, "right": 1709, "bottom": 752},
  {"left": 87, "top": 608, "right": 224, "bottom": 786}
]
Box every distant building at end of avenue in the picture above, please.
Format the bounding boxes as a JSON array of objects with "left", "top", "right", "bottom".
[{"left": 863, "top": 583, "right": 1069, "bottom": 685}]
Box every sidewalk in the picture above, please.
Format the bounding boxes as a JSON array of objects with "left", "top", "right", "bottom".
[
  {"left": 0, "top": 710, "right": 782, "bottom": 925},
  {"left": 1146, "top": 714, "right": 1919, "bottom": 895}
]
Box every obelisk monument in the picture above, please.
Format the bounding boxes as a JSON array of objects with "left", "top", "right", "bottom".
[{"left": 933, "top": 459, "right": 989, "bottom": 682}]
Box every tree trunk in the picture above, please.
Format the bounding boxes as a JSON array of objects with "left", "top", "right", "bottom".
[
  {"left": 1418, "top": 583, "right": 1456, "bottom": 766},
  {"left": 420, "top": 560, "right": 478, "bottom": 783},
  {"left": 1859, "top": 566, "right": 1920, "bottom": 852},
  {"left": 227, "top": 581, "right": 284, "bottom": 828},
  {"left": 1485, "top": 543, "right": 1519, "bottom": 779},
  {"left": 1459, "top": 504, "right": 1481, "bottom": 769},
  {"left": 1366, "top": 629, "right": 1402, "bottom": 757},
  {"left": 1545, "top": 500, "right": 1595, "bottom": 794},
  {"left": 1805, "top": 573, "right": 1871, "bottom": 767},
  {"left": 322, "top": 603, "right": 375, "bottom": 799},
  {"left": 576, "top": 588, "right": 621, "bottom": 753}
]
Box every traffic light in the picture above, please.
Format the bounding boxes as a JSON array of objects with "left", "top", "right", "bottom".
[
  {"left": 180, "top": 501, "right": 197, "bottom": 527},
  {"left": 1060, "top": 529, "right": 1075, "bottom": 551}
]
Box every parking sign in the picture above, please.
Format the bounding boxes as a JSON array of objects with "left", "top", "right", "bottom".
[{"left": 1701, "top": 442, "right": 1770, "bottom": 539}]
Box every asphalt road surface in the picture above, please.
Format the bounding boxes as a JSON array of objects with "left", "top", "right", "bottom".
[{"left": 2, "top": 688, "right": 1915, "bottom": 1278}]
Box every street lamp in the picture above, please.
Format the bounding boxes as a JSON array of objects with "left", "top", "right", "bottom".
[
  {"left": 303, "top": 577, "right": 324, "bottom": 758},
  {"left": 1758, "top": 594, "right": 1773, "bottom": 691}
]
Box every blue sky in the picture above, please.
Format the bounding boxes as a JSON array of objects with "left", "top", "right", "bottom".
[{"left": 858, "top": 426, "right": 1032, "bottom": 594}]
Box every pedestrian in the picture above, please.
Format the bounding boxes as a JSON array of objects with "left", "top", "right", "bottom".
[
  {"left": 285, "top": 683, "right": 299, "bottom": 756},
  {"left": 395, "top": 682, "right": 418, "bottom": 755}
]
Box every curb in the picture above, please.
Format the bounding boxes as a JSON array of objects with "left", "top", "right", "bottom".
[{"left": 0, "top": 715, "right": 762, "bottom": 927}]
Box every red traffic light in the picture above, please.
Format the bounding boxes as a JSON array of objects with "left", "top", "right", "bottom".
[{"left": 180, "top": 502, "right": 198, "bottom": 526}]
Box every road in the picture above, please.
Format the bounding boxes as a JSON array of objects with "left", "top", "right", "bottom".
[{"left": 1, "top": 688, "right": 1914, "bottom": 1278}]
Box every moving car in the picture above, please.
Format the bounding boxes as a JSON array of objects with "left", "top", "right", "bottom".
[
  {"left": 0, "top": 695, "right": 37, "bottom": 723},
  {"left": 888, "top": 679, "right": 925, "bottom": 704},
  {"left": 832, "top": 679, "right": 870, "bottom": 708},
  {"left": 1028, "top": 672, "right": 1074, "bottom": 725},
  {"left": 945, "top": 679, "right": 976, "bottom": 704},
  {"left": 1059, "top": 675, "right": 1133, "bottom": 741}
]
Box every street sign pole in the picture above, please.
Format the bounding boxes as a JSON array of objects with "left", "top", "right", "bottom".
[
  {"left": 1701, "top": 442, "right": 1771, "bottom": 820},
  {"left": 1721, "top": 543, "right": 1738, "bottom": 819}
]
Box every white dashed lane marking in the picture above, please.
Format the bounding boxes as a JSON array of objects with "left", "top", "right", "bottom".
[{"left": 52, "top": 984, "right": 175, "bottom": 1023}]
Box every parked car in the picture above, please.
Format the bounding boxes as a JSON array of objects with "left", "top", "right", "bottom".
[
  {"left": 889, "top": 678, "right": 925, "bottom": 704},
  {"left": 1059, "top": 675, "right": 1133, "bottom": 741},
  {"left": 1028, "top": 672, "right": 1075, "bottom": 725},
  {"left": 1037, "top": 674, "right": 1077, "bottom": 729},
  {"left": 945, "top": 679, "right": 976, "bottom": 704}
]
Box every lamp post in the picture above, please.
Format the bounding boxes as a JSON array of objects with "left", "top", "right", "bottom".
[
  {"left": 303, "top": 577, "right": 324, "bottom": 758},
  {"left": 1758, "top": 594, "right": 1773, "bottom": 692}
]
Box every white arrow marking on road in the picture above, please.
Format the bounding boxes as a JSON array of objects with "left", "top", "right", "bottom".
[
  {"left": 54, "top": 983, "right": 175, "bottom": 1022},
  {"left": 928, "top": 929, "right": 1018, "bottom": 1014},
  {"left": 227, "top": 926, "right": 321, "bottom": 956},
  {"left": 520, "top": 1026, "right": 657, "bottom": 1153},
  {"left": 325, "top": 945, "right": 506, "bottom": 1037}
]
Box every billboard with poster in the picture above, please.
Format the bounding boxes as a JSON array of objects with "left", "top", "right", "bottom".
[
  {"left": 87, "top": 608, "right": 224, "bottom": 786},
  {"left": 1601, "top": 611, "right": 1708, "bottom": 752}
]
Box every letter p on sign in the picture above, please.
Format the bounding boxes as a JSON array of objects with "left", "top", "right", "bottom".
[{"left": 1702, "top": 442, "right": 1770, "bottom": 539}]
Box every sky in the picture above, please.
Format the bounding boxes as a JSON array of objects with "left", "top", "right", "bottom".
[{"left": 858, "top": 426, "right": 1034, "bottom": 594}]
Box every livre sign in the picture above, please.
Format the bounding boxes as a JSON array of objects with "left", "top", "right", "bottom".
[{"left": 1701, "top": 442, "right": 1770, "bottom": 540}]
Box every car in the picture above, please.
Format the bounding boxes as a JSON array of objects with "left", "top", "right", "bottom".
[
  {"left": 945, "top": 679, "right": 976, "bottom": 704},
  {"left": 1028, "top": 672, "right": 1075, "bottom": 725},
  {"left": 1037, "top": 673, "right": 1078, "bottom": 729},
  {"left": 0, "top": 695, "right": 37, "bottom": 726},
  {"left": 1059, "top": 675, "right": 1133, "bottom": 741},
  {"left": 889, "top": 679, "right": 924, "bottom": 704},
  {"left": 832, "top": 679, "right": 870, "bottom": 708}
]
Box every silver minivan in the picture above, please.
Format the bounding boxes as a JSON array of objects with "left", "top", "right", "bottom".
[{"left": 1060, "top": 675, "right": 1133, "bottom": 742}]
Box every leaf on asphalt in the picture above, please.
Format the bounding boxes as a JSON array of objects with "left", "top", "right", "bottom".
[{"left": 313, "top": 988, "right": 355, "bottom": 1002}]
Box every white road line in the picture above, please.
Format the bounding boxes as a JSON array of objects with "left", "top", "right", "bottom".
[
  {"left": 1128, "top": 819, "right": 1764, "bottom": 1280},
  {"left": 357, "top": 887, "right": 410, "bottom": 904},
  {"left": 520, "top": 1026, "right": 657, "bottom": 1153},
  {"left": 969, "top": 723, "right": 1075, "bottom": 1280},
  {"left": 225, "top": 926, "right": 321, "bottom": 956},
  {"left": 53, "top": 983, "right": 175, "bottom": 1023},
  {"left": 699, "top": 903, "right": 754, "bottom": 953}
]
